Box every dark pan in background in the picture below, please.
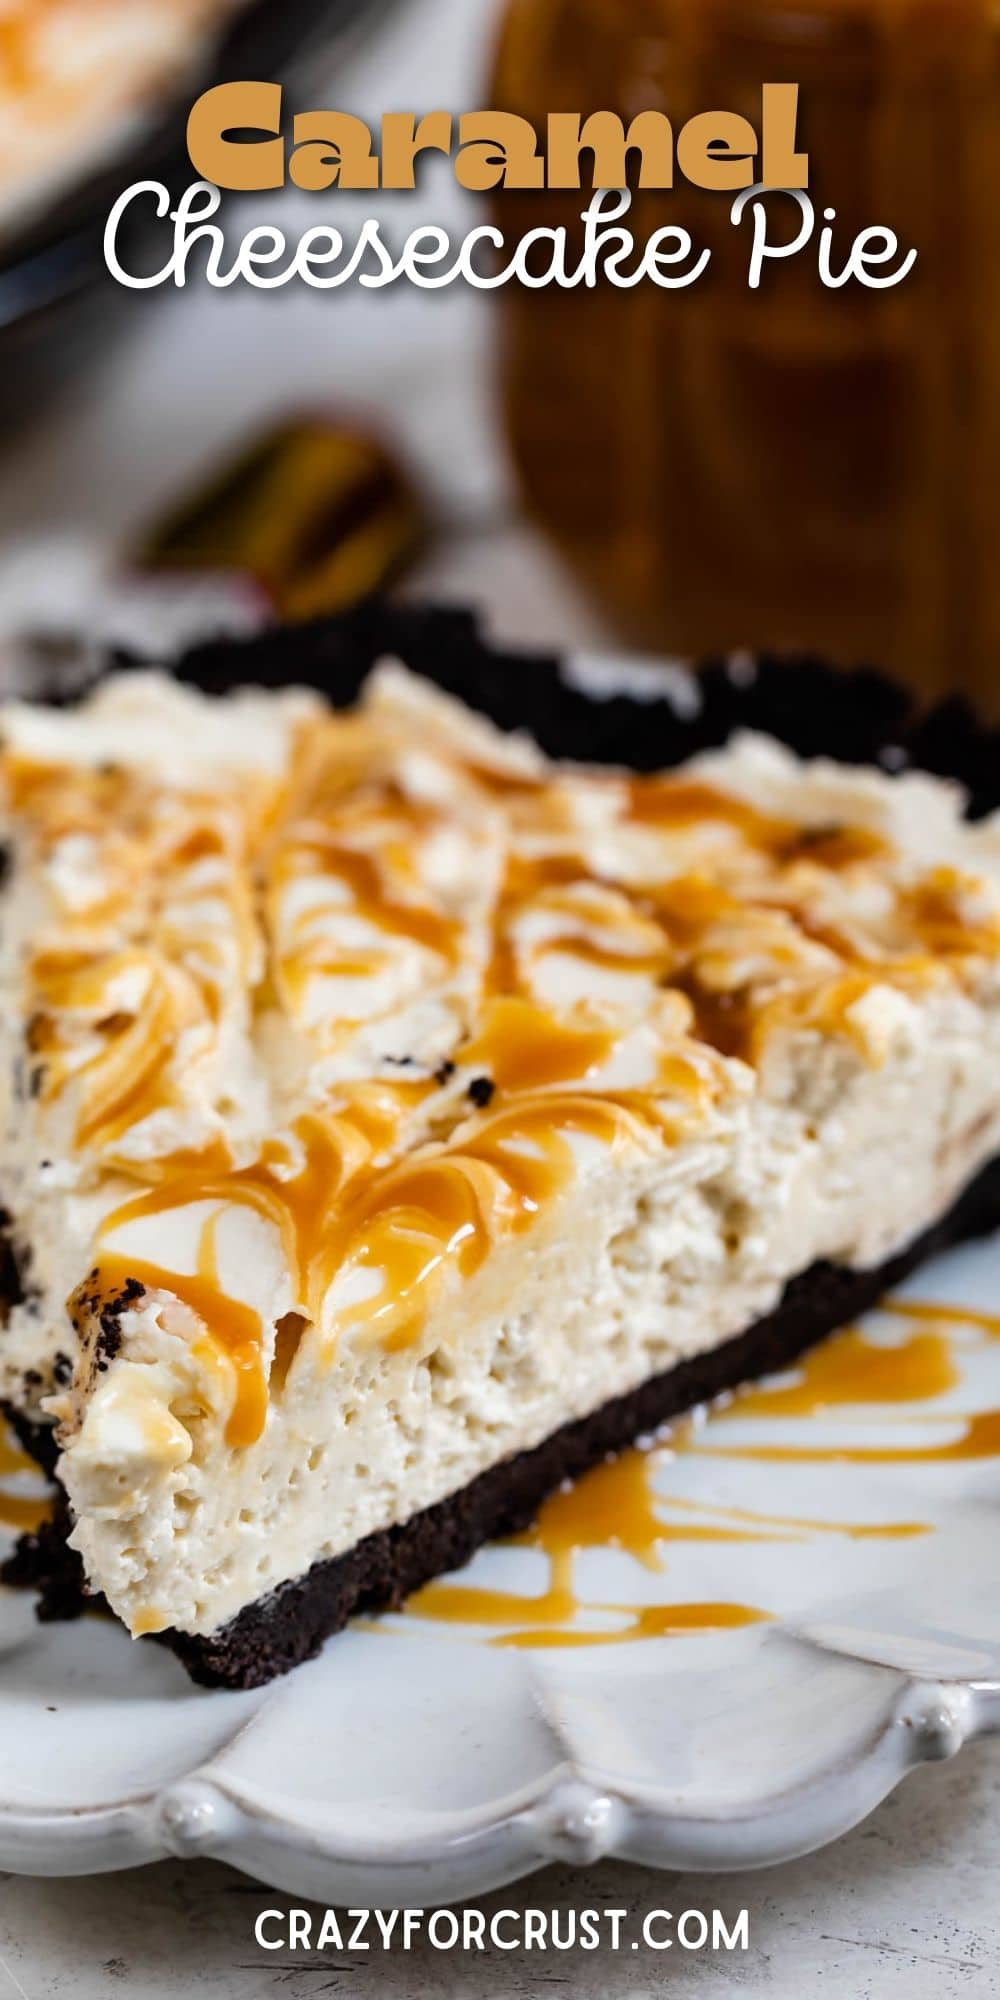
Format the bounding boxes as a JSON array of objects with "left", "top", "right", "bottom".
[{"left": 0, "top": 0, "right": 393, "bottom": 412}]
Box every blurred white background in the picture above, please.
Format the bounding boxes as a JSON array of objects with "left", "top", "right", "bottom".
[{"left": 0, "top": 0, "right": 618, "bottom": 651}]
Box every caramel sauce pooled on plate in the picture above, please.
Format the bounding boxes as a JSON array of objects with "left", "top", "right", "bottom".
[
  {"left": 704, "top": 1305, "right": 1000, "bottom": 1465},
  {"left": 887, "top": 1299, "right": 1000, "bottom": 1340},
  {"left": 728, "top": 1324, "right": 959, "bottom": 1420},
  {"left": 408, "top": 1294, "right": 1000, "bottom": 1647},
  {"left": 720, "top": 1409, "right": 1000, "bottom": 1466},
  {"left": 0, "top": 1421, "right": 52, "bottom": 1535},
  {"left": 409, "top": 1447, "right": 772, "bottom": 1647}
]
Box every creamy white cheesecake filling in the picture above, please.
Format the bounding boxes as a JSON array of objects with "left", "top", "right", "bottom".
[
  {"left": 0, "top": 662, "right": 997, "bottom": 1644},
  {"left": 0, "top": 672, "right": 321, "bottom": 1416},
  {"left": 59, "top": 982, "right": 1000, "bottom": 1637}
]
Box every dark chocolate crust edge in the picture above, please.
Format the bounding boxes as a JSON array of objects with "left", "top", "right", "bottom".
[
  {"left": 161, "top": 602, "right": 1000, "bottom": 822},
  {"left": 9, "top": 1154, "right": 998, "bottom": 1690}
]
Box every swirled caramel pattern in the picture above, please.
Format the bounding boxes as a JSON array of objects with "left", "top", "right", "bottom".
[{"left": 7, "top": 672, "right": 1000, "bottom": 1447}]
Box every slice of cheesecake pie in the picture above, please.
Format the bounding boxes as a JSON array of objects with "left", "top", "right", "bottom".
[{"left": 2, "top": 658, "right": 999, "bottom": 1686}]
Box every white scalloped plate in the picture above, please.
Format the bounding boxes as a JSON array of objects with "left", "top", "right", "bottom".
[{"left": 1, "top": 1230, "right": 999, "bottom": 1904}]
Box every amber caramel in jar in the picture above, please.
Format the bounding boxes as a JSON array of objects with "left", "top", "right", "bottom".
[{"left": 493, "top": 0, "right": 1000, "bottom": 709}]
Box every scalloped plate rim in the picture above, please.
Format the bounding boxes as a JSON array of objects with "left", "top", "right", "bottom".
[{"left": 2, "top": 1643, "right": 1000, "bottom": 1895}]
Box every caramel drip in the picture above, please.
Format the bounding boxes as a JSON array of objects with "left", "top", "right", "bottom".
[
  {"left": 627, "top": 776, "right": 886, "bottom": 865},
  {"left": 411, "top": 1578, "right": 769, "bottom": 1649},
  {"left": 100, "top": 1084, "right": 429, "bottom": 1288},
  {"left": 118, "top": 1135, "right": 238, "bottom": 1190},
  {"left": 271, "top": 836, "right": 460, "bottom": 1012},
  {"left": 72, "top": 976, "right": 191, "bottom": 1152},
  {"left": 6, "top": 754, "right": 141, "bottom": 834},
  {"left": 410, "top": 1533, "right": 768, "bottom": 1648},
  {"left": 658, "top": 1493, "right": 929, "bottom": 1542},
  {"left": 679, "top": 955, "right": 949, "bottom": 1065},
  {"left": 650, "top": 872, "right": 741, "bottom": 945},
  {"left": 264, "top": 740, "right": 466, "bottom": 1027},
  {"left": 14, "top": 756, "right": 272, "bottom": 1161},
  {"left": 487, "top": 809, "right": 987, "bottom": 1070},
  {"left": 485, "top": 851, "right": 602, "bottom": 997},
  {"left": 666, "top": 972, "right": 747, "bottom": 1059},
  {"left": 529, "top": 932, "right": 668, "bottom": 981},
  {"left": 459, "top": 997, "right": 618, "bottom": 1094},
  {"left": 91, "top": 1248, "right": 266, "bottom": 1450},
  {"left": 726, "top": 1325, "right": 959, "bottom": 1420},
  {"left": 782, "top": 825, "right": 893, "bottom": 870},
  {"left": 311, "top": 1092, "right": 671, "bottom": 1356},
  {"left": 0, "top": 1494, "right": 51, "bottom": 1534},
  {"left": 412, "top": 1563, "right": 578, "bottom": 1637},
  {"left": 89, "top": 1083, "right": 427, "bottom": 1441},
  {"left": 625, "top": 775, "right": 893, "bottom": 875},
  {"left": 0, "top": 1427, "right": 29, "bottom": 1479},
  {"left": 0, "top": 1420, "right": 52, "bottom": 1536},
  {"left": 0, "top": 20, "right": 32, "bottom": 93},
  {"left": 717, "top": 1409, "right": 1000, "bottom": 1466},
  {"left": 460, "top": 759, "right": 550, "bottom": 799},
  {"left": 503, "top": 853, "right": 599, "bottom": 898},
  {"left": 86, "top": 1059, "right": 717, "bottom": 1444},
  {"left": 625, "top": 777, "right": 793, "bottom": 843},
  {"left": 529, "top": 1446, "right": 672, "bottom": 1568},
  {"left": 490, "top": 872, "right": 672, "bottom": 1002},
  {"left": 0, "top": 1489, "right": 51, "bottom": 1534},
  {"left": 407, "top": 1433, "right": 925, "bottom": 1646},
  {"left": 743, "top": 960, "right": 946, "bottom": 1064},
  {"left": 886, "top": 1298, "right": 1000, "bottom": 1338},
  {"left": 29, "top": 952, "right": 199, "bottom": 1151},
  {"left": 699, "top": 1310, "right": 1000, "bottom": 1466},
  {"left": 496, "top": 1604, "right": 770, "bottom": 1648},
  {"left": 903, "top": 868, "right": 1000, "bottom": 961}
]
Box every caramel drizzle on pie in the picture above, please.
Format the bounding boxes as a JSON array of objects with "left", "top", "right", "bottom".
[{"left": 7, "top": 708, "right": 1000, "bottom": 1447}]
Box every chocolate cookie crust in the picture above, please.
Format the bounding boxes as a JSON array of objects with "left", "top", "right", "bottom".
[
  {"left": 168, "top": 602, "right": 1000, "bottom": 821},
  {"left": 8, "top": 1152, "right": 997, "bottom": 1688}
]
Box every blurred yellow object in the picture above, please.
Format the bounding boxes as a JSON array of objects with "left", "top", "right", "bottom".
[
  {"left": 494, "top": 0, "right": 1000, "bottom": 711},
  {"left": 140, "top": 419, "right": 425, "bottom": 619}
]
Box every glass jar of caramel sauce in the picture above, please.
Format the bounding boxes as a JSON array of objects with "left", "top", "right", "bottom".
[{"left": 492, "top": 0, "right": 1000, "bottom": 710}]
